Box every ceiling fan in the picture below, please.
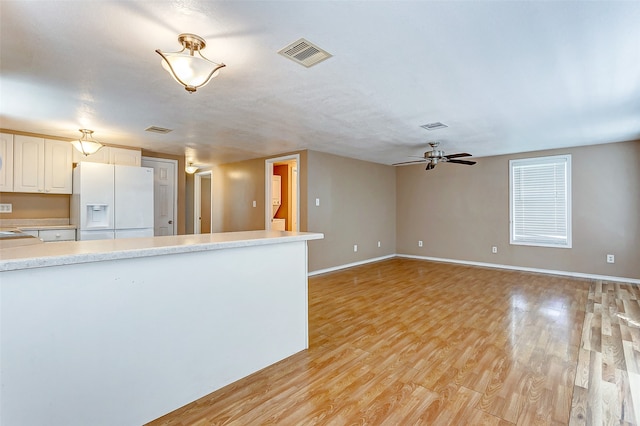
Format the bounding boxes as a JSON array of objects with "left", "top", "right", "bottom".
[{"left": 393, "top": 142, "right": 476, "bottom": 170}]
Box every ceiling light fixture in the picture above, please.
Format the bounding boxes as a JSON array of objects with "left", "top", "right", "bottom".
[
  {"left": 72, "top": 129, "right": 104, "bottom": 156},
  {"left": 156, "top": 33, "right": 226, "bottom": 93},
  {"left": 185, "top": 162, "right": 198, "bottom": 174}
]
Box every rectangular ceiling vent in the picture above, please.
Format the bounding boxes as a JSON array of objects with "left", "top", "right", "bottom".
[
  {"left": 145, "top": 126, "right": 172, "bottom": 134},
  {"left": 421, "top": 122, "right": 448, "bottom": 131},
  {"left": 278, "top": 38, "right": 332, "bottom": 68}
]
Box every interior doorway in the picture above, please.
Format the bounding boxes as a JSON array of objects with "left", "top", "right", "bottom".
[
  {"left": 141, "top": 157, "right": 177, "bottom": 236},
  {"left": 194, "top": 171, "right": 212, "bottom": 234},
  {"left": 265, "top": 154, "right": 300, "bottom": 231}
]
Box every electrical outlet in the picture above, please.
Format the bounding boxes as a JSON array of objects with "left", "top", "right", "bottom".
[
  {"left": 252, "top": 200, "right": 256, "bottom": 207},
  {"left": 0, "top": 203, "right": 12, "bottom": 213},
  {"left": 353, "top": 244, "right": 358, "bottom": 252},
  {"left": 492, "top": 246, "right": 498, "bottom": 254},
  {"left": 418, "top": 240, "right": 423, "bottom": 247},
  {"left": 377, "top": 241, "right": 381, "bottom": 248},
  {"left": 607, "top": 254, "right": 615, "bottom": 264}
]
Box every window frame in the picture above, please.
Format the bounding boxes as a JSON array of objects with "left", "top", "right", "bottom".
[{"left": 509, "top": 154, "right": 572, "bottom": 248}]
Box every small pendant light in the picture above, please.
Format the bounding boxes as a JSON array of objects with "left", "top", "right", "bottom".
[{"left": 72, "top": 129, "right": 104, "bottom": 156}]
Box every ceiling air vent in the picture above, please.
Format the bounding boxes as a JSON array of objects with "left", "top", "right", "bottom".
[
  {"left": 420, "top": 122, "right": 448, "bottom": 131},
  {"left": 278, "top": 38, "right": 332, "bottom": 68},
  {"left": 145, "top": 126, "right": 173, "bottom": 134}
]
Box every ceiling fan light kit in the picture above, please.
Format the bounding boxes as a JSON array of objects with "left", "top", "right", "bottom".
[
  {"left": 393, "top": 141, "right": 476, "bottom": 170},
  {"left": 156, "top": 33, "right": 226, "bottom": 93}
]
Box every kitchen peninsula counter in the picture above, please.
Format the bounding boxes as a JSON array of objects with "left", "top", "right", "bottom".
[
  {"left": 1, "top": 230, "right": 323, "bottom": 426},
  {"left": 0, "top": 230, "right": 322, "bottom": 271}
]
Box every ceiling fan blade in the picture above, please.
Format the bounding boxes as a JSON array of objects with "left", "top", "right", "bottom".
[
  {"left": 445, "top": 152, "right": 472, "bottom": 159},
  {"left": 447, "top": 159, "right": 477, "bottom": 165},
  {"left": 393, "top": 160, "right": 426, "bottom": 166}
]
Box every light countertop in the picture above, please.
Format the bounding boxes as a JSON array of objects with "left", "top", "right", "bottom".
[
  {"left": 0, "top": 230, "right": 324, "bottom": 272},
  {"left": 0, "top": 218, "right": 76, "bottom": 232}
]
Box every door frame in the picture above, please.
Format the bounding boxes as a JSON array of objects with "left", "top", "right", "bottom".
[
  {"left": 265, "top": 154, "right": 300, "bottom": 231},
  {"left": 194, "top": 170, "right": 213, "bottom": 234},
  {"left": 141, "top": 156, "right": 178, "bottom": 236}
]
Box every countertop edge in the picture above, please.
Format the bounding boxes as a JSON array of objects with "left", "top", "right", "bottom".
[{"left": 0, "top": 231, "right": 324, "bottom": 272}]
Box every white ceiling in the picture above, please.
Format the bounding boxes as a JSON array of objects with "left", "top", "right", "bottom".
[{"left": 1, "top": 1, "right": 639, "bottom": 167}]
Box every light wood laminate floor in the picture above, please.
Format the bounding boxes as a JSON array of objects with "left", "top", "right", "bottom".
[{"left": 148, "top": 258, "right": 639, "bottom": 425}]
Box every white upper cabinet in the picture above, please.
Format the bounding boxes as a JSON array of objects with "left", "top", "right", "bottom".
[
  {"left": 44, "top": 139, "right": 73, "bottom": 194},
  {"left": 0, "top": 133, "right": 14, "bottom": 191},
  {"left": 13, "top": 135, "right": 45, "bottom": 193},
  {"left": 13, "top": 136, "right": 72, "bottom": 194},
  {"left": 73, "top": 145, "right": 141, "bottom": 166},
  {"left": 109, "top": 147, "right": 141, "bottom": 166}
]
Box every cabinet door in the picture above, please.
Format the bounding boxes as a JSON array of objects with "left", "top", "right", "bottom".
[
  {"left": 45, "top": 139, "right": 72, "bottom": 194},
  {"left": 272, "top": 175, "right": 281, "bottom": 205},
  {"left": 72, "top": 145, "right": 110, "bottom": 164},
  {"left": 38, "top": 229, "right": 76, "bottom": 242},
  {"left": 109, "top": 147, "right": 141, "bottom": 166},
  {"left": 0, "top": 133, "right": 14, "bottom": 191},
  {"left": 13, "top": 135, "right": 45, "bottom": 193}
]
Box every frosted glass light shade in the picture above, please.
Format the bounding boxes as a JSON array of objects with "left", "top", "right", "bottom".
[
  {"left": 185, "top": 163, "right": 198, "bottom": 174},
  {"left": 156, "top": 33, "right": 225, "bottom": 93},
  {"left": 72, "top": 129, "right": 104, "bottom": 156}
]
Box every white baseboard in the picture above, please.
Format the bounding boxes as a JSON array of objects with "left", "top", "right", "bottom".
[
  {"left": 308, "top": 254, "right": 396, "bottom": 277},
  {"left": 397, "top": 254, "right": 640, "bottom": 284}
]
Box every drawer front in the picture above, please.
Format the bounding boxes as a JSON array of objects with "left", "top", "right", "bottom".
[{"left": 38, "top": 229, "right": 76, "bottom": 242}]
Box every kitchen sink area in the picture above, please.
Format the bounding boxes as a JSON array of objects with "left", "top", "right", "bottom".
[
  {"left": 0, "top": 229, "right": 43, "bottom": 249},
  {"left": 0, "top": 218, "right": 76, "bottom": 249}
]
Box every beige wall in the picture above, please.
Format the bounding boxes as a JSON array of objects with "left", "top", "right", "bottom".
[
  {"left": 306, "top": 150, "right": 396, "bottom": 272},
  {"left": 396, "top": 140, "right": 640, "bottom": 279},
  {"left": 211, "top": 150, "right": 396, "bottom": 272},
  {"left": 211, "top": 151, "right": 309, "bottom": 233},
  {"left": 215, "top": 157, "right": 267, "bottom": 232},
  {"left": 0, "top": 192, "right": 70, "bottom": 219},
  {"left": 185, "top": 173, "right": 195, "bottom": 233}
]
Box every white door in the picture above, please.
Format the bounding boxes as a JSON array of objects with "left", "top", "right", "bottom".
[{"left": 141, "top": 157, "right": 177, "bottom": 236}]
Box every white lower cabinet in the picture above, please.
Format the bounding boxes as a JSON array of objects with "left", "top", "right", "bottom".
[{"left": 22, "top": 228, "right": 76, "bottom": 242}]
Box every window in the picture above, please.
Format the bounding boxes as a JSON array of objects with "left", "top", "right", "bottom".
[{"left": 509, "top": 154, "right": 571, "bottom": 248}]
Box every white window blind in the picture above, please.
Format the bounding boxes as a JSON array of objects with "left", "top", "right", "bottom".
[{"left": 509, "top": 155, "right": 571, "bottom": 248}]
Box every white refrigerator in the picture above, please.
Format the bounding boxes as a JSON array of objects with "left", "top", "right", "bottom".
[{"left": 71, "top": 162, "right": 154, "bottom": 240}]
